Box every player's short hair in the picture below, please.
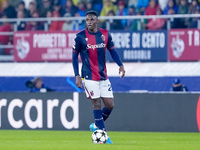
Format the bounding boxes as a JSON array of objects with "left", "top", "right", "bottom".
[{"left": 85, "top": 10, "right": 98, "bottom": 18}]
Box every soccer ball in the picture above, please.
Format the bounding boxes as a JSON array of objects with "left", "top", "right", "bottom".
[{"left": 91, "top": 130, "right": 108, "bottom": 144}]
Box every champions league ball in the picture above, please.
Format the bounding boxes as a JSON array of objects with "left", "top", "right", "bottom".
[{"left": 92, "top": 130, "right": 108, "bottom": 144}]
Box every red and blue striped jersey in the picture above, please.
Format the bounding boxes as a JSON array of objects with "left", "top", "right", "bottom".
[{"left": 73, "top": 28, "right": 115, "bottom": 81}]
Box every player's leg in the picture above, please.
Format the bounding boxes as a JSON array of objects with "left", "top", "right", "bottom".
[
  {"left": 99, "top": 98, "right": 114, "bottom": 144},
  {"left": 90, "top": 98, "right": 106, "bottom": 131},
  {"left": 99, "top": 79, "right": 114, "bottom": 144},
  {"left": 101, "top": 97, "right": 114, "bottom": 121}
]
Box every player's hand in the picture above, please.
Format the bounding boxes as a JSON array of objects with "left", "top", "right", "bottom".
[
  {"left": 119, "top": 65, "right": 125, "bottom": 78},
  {"left": 75, "top": 75, "right": 82, "bottom": 89}
]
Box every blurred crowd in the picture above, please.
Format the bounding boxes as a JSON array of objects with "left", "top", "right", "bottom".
[{"left": 0, "top": 0, "right": 200, "bottom": 55}]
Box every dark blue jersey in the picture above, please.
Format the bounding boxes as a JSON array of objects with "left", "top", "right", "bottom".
[{"left": 72, "top": 28, "right": 115, "bottom": 81}]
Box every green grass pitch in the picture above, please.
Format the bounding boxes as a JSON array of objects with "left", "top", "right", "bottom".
[{"left": 1, "top": 130, "right": 200, "bottom": 150}]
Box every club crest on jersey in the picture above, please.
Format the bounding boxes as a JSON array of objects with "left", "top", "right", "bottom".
[
  {"left": 90, "top": 91, "right": 94, "bottom": 96},
  {"left": 101, "top": 35, "right": 105, "bottom": 41}
]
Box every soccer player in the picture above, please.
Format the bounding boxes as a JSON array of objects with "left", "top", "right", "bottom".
[{"left": 72, "top": 10, "right": 125, "bottom": 144}]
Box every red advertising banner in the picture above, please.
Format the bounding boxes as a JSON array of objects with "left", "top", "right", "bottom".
[
  {"left": 169, "top": 29, "right": 200, "bottom": 61},
  {"left": 14, "top": 31, "right": 78, "bottom": 62}
]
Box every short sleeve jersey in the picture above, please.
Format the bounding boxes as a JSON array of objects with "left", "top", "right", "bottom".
[{"left": 73, "top": 28, "right": 115, "bottom": 81}]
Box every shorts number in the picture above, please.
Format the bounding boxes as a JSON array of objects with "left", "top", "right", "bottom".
[{"left": 108, "top": 84, "right": 112, "bottom": 91}]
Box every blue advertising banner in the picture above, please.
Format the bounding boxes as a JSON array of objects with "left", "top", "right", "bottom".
[{"left": 106, "top": 30, "right": 168, "bottom": 62}]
